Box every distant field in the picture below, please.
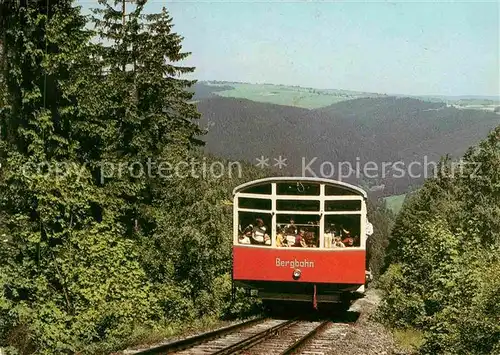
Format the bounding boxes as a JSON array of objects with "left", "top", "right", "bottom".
[
  {"left": 204, "top": 82, "right": 383, "bottom": 109},
  {"left": 384, "top": 194, "right": 407, "bottom": 215},
  {"left": 197, "top": 82, "right": 499, "bottom": 112}
]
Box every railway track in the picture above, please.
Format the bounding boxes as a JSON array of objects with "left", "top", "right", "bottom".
[{"left": 134, "top": 312, "right": 359, "bottom": 355}]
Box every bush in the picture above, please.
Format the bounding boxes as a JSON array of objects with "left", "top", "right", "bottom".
[{"left": 379, "top": 127, "right": 500, "bottom": 354}]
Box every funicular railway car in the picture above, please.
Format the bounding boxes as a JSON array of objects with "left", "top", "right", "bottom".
[{"left": 232, "top": 177, "right": 373, "bottom": 310}]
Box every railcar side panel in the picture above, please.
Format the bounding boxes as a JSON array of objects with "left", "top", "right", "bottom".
[{"left": 233, "top": 246, "right": 366, "bottom": 284}]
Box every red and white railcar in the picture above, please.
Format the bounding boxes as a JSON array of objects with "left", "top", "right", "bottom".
[{"left": 232, "top": 177, "right": 372, "bottom": 309}]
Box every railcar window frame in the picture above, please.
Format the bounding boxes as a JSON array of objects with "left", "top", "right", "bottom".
[{"left": 233, "top": 180, "right": 367, "bottom": 250}]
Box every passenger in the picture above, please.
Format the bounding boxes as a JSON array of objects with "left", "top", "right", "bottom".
[
  {"left": 242, "top": 224, "right": 253, "bottom": 234},
  {"left": 314, "top": 232, "right": 319, "bottom": 247},
  {"left": 239, "top": 231, "right": 251, "bottom": 244},
  {"left": 341, "top": 226, "right": 351, "bottom": 237},
  {"left": 239, "top": 224, "right": 253, "bottom": 244},
  {"left": 294, "top": 229, "right": 308, "bottom": 248},
  {"left": 305, "top": 231, "right": 317, "bottom": 247},
  {"left": 276, "top": 233, "right": 285, "bottom": 247},
  {"left": 342, "top": 232, "right": 354, "bottom": 247},
  {"left": 285, "top": 226, "right": 297, "bottom": 247},
  {"left": 330, "top": 223, "right": 339, "bottom": 236},
  {"left": 276, "top": 227, "right": 286, "bottom": 247},
  {"left": 286, "top": 218, "right": 298, "bottom": 235},
  {"left": 333, "top": 236, "right": 345, "bottom": 248},
  {"left": 353, "top": 234, "right": 360, "bottom": 247},
  {"left": 251, "top": 218, "right": 269, "bottom": 245}
]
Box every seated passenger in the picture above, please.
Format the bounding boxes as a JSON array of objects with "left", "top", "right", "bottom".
[
  {"left": 284, "top": 226, "right": 297, "bottom": 247},
  {"left": 276, "top": 228, "right": 286, "bottom": 247},
  {"left": 353, "top": 234, "right": 360, "bottom": 247},
  {"left": 238, "top": 224, "right": 253, "bottom": 244},
  {"left": 251, "top": 218, "right": 270, "bottom": 245},
  {"left": 276, "top": 233, "right": 284, "bottom": 247},
  {"left": 286, "top": 219, "right": 298, "bottom": 235},
  {"left": 294, "top": 230, "right": 308, "bottom": 248},
  {"left": 239, "top": 232, "right": 251, "bottom": 244},
  {"left": 342, "top": 232, "right": 354, "bottom": 247},
  {"left": 305, "top": 231, "right": 317, "bottom": 247},
  {"left": 330, "top": 223, "right": 339, "bottom": 236},
  {"left": 333, "top": 236, "right": 345, "bottom": 248},
  {"left": 341, "top": 226, "right": 351, "bottom": 237}
]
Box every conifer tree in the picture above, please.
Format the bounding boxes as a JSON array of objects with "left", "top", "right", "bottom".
[
  {"left": 379, "top": 126, "right": 500, "bottom": 353},
  {"left": 0, "top": 2, "right": 150, "bottom": 352},
  {"left": 0, "top": 0, "right": 261, "bottom": 352},
  {"left": 90, "top": 1, "right": 204, "bottom": 237}
]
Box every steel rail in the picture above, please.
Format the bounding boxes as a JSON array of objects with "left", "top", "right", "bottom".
[
  {"left": 134, "top": 316, "right": 266, "bottom": 354},
  {"left": 279, "top": 320, "right": 330, "bottom": 355},
  {"left": 212, "top": 319, "right": 298, "bottom": 355}
]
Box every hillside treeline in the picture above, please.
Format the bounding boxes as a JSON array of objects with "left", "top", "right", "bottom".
[
  {"left": 196, "top": 96, "right": 500, "bottom": 196},
  {"left": 379, "top": 126, "right": 500, "bottom": 353}
]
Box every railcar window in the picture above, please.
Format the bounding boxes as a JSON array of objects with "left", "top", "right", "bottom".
[
  {"left": 238, "top": 197, "right": 271, "bottom": 210},
  {"left": 276, "top": 199, "right": 320, "bottom": 211},
  {"left": 324, "top": 215, "right": 361, "bottom": 248},
  {"left": 277, "top": 182, "right": 320, "bottom": 196},
  {"left": 276, "top": 214, "right": 320, "bottom": 248},
  {"left": 238, "top": 212, "right": 272, "bottom": 246},
  {"left": 325, "top": 200, "right": 361, "bottom": 211},
  {"left": 234, "top": 181, "right": 366, "bottom": 249},
  {"left": 241, "top": 183, "right": 271, "bottom": 194},
  {"left": 325, "top": 185, "right": 357, "bottom": 196}
]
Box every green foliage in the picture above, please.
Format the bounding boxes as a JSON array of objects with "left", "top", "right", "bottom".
[
  {"left": 0, "top": 1, "right": 392, "bottom": 353},
  {"left": 366, "top": 200, "right": 394, "bottom": 278},
  {"left": 379, "top": 126, "right": 500, "bottom": 354},
  {"left": 393, "top": 328, "right": 425, "bottom": 352},
  {"left": 383, "top": 193, "right": 407, "bottom": 215},
  {"left": 0, "top": 1, "right": 264, "bottom": 353}
]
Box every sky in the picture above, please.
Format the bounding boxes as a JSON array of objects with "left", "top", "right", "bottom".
[{"left": 80, "top": 0, "right": 500, "bottom": 97}]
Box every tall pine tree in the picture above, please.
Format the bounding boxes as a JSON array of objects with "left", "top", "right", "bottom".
[
  {"left": 0, "top": 2, "right": 151, "bottom": 352},
  {"left": 90, "top": 1, "right": 204, "bottom": 238}
]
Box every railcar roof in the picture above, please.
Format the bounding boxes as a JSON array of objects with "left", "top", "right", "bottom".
[{"left": 233, "top": 177, "right": 367, "bottom": 199}]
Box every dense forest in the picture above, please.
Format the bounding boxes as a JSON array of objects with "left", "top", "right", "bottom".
[
  {"left": 196, "top": 96, "right": 499, "bottom": 196},
  {"left": 0, "top": 1, "right": 268, "bottom": 353},
  {"left": 378, "top": 127, "right": 500, "bottom": 354},
  {"left": 0, "top": 1, "right": 393, "bottom": 353},
  {"left": 4, "top": 1, "right": 495, "bottom": 354}
]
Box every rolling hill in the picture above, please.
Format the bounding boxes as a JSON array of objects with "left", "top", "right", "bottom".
[
  {"left": 192, "top": 81, "right": 386, "bottom": 109},
  {"left": 196, "top": 95, "right": 500, "bottom": 197},
  {"left": 192, "top": 81, "right": 500, "bottom": 112}
]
